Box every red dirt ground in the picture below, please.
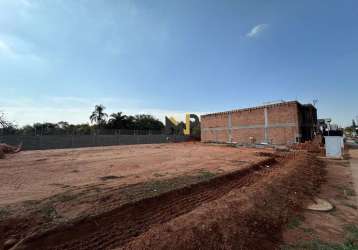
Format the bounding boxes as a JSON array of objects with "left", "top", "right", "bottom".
[
  {"left": 119, "top": 153, "right": 324, "bottom": 250},
  {"left": 281, "top": 150, "right": 358, "bottom": 248},
  {"left": 0, "top": 141, "right": 325, "bottom": 250},
  {"left": 0, "top": 142, "right": 272, "bottom": 205}
]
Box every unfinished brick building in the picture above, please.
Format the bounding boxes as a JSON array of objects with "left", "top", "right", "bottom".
[{"left": 201, "top": 101, "right": 317, "bottom": 145}]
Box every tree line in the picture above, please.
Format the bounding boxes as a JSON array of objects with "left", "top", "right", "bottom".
[{"left": 0, "top": 105, "right": 164, "bottom": 135}]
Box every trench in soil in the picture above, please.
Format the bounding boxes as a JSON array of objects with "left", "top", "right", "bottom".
[{"left": 17, "top": 157, "right": 277, "bottom": 250}]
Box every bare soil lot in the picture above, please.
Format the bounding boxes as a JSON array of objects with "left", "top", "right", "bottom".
[
  {"left": 0, "top": 142, "right": 271, "bottom": 205},
  {"left": 1, "top": 142, "right": 325, "bottom": 250},
  {"left": 282, "top": 148, "right": 358, "bottom": 249}
]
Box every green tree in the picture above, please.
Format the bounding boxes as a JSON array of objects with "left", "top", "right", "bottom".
[
  {"left": 132, "top": 114, "right": 164, "bottom": 130},
  {"left": 107, "top": 112, "right": 128, "bottom": 129},
  {"left": 0, "top": 111, "right": 11, "bottom": 128},
  {"left": 90, "top": 105, "right": 108, "bottom": 128},
  {"left": 21, "top": 125, "right": 35, "bottom": 135},
  {"left": 124, "top": 115, "right": 136, "bottom": 130},
  {"left": 0, "top": 111, "right": 17, "bottom": 135},
  {"left": 75, "top": 124, "right": 92, "bottom": 135},
  {"left": 57, "top": 121, "right": 69, "bottom": 129}
]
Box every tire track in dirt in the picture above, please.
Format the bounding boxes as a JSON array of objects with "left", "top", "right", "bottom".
[
  {"left": 120, "top": 154, "right": 325, "bottom": 250},
  {"left": 15, "top": 158, "right": 277, "bottom": 250}
]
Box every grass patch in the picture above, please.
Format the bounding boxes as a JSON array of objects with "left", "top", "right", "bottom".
[
  {"left": 153, "top": 173, "right": 166, "bottom": 177},
  {"left": 23, "top": 200, "right": 38, "bottom": 207},
  {"left": 302, "top": 227, "right": 315, "bottom": 234},
  {"left": 287, "top": 216, "right": 303, "bottom": 229},
  {"left": 146, "top": 180, "right": 177, "bottom": 193},
  {"left": 120, "top": 172, "right": 221, "bottom": 204},
  {"left": 281, "top": 224, "right": 358, "bottom": 250},
  {"left": 343, "top": 203, "right": 358, "bottom": 210},
  {"left": 345, "top": 224, "right": 358, "bottom": 246},
  {"left": 281, "top": 239, "right": 344, "bottom": 250},
  {"left": 345, "top": 189, "right": 356, "bottom": 197},
  {"left": 197, "top": 170, "right": 216, "bottom": 181},
  {"left": 334, "top": 185, "right": 356, "bottom": 198},
  {"left": 138, "top": 172, "right": 217, "bottom": 199},
  {"left": 329, "top": 206, "right": 338, "bottom": 215},
  {"left": 0, "top": 207, "right": 10, "bottom": 218},
  {"left": 56, "top": 193, "right": 77, "bottom": 202},
  {"left": 41, "top": 204, "right": 58, "bottom": 220}
]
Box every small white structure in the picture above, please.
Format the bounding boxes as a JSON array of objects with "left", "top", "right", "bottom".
[{"left": 325, "top": 136, "right": 344, "bottom": 158}]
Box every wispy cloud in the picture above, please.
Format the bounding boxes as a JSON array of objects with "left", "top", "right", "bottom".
[
  {"left": 0, "top": 35, "right": 44, "bottom": 63},
  {"left": 1, "top": 96, "right": 205, "bottom": 126},
  {"left": 246, "top": 24, "right": 268, "bottom": 38},
  {"left": 0, "top": 39, "right": 16, "bottom": 57}
]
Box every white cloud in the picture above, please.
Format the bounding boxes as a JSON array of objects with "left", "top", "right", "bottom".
[
  {"left": 0, "top": 39, "right": 16, "bottom": 57},
  {"left": 1, "top": 96, "right": 205, "bottom": 126},
  {"left": 0, "top": 36, "right": 45, "bottom": 64},
  {"left": 246, "top": 24, "right": 268, "bottom": 38}
]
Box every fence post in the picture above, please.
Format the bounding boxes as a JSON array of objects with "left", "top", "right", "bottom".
[{"left": 39, "top": 135, "right": 42, "bottom": 150}]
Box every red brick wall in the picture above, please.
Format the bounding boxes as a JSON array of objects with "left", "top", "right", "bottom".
[
  {"left": 266, "top": 102, "right": 300, "bottom": 144},
  {"left": 232, "top": 128, "right": 265, "bottom": 144},
  {"left": 201, "top": 102, "right": 300, "bottom": 145},
  {"left": 267, "top": 127, "right": 299, "bottom": 145},
  {"left": 232, "top": 108, "right": 265, "bottom": 126},
  {"left": 267, "top": 102, "right": 298, "bottom": 124}
]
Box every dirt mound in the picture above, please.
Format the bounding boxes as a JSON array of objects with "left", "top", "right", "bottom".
[
  {"left": 291, "top": 137, "right": 325, "bottom": 155},
  {"left": 0, "top": 143, "right": 22, "bottom": 159},
  {"left": 121, "top": 153, "right": 324, "bottom": 250},
  {"left": 9, "top": 158, "right": 276, "bottom": 249},
  {"left": 7, "top": 153, "right": 324, "bottom": 250},
  {"left": 255, "top": 151, "right": 277, "bottom": 157}
]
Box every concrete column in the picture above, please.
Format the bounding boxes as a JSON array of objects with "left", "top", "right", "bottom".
[
  {"left": 228, "top": 113, "right": 232, "bottom": 143},
  {"left": 264, "top": 108, "right": 269, "bottom": 143}
]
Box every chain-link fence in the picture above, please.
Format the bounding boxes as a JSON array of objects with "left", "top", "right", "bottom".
[{"left": 0, "top": 130, "right": 190, "bottom": 151}]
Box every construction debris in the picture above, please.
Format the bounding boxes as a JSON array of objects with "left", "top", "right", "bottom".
[{"left": 306, "top": 197, "right": 334, "bottom": 212}]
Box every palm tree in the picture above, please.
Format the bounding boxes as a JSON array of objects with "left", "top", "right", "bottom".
[
  {"left": 90, "top": 105, "right": 108, "bottom": 127},
  {"left": 108, "top": 112, "right": 128, "bottom": 129}
]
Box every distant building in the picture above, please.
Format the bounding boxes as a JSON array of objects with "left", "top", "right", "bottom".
[
  {"left": 201, "top": 101, "right": 317, "bottom": 145},
  {"left": 318, "top": 118, "right": 343, "bottom": 137}
]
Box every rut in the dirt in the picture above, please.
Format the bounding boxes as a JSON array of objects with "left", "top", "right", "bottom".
[{"left": 16, "top": 158, "right": 277, "bottom": 250}]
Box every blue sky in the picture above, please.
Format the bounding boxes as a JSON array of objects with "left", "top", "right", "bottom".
[{"left": 0, "top": 0, "right": 357, "bottom": 126}]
